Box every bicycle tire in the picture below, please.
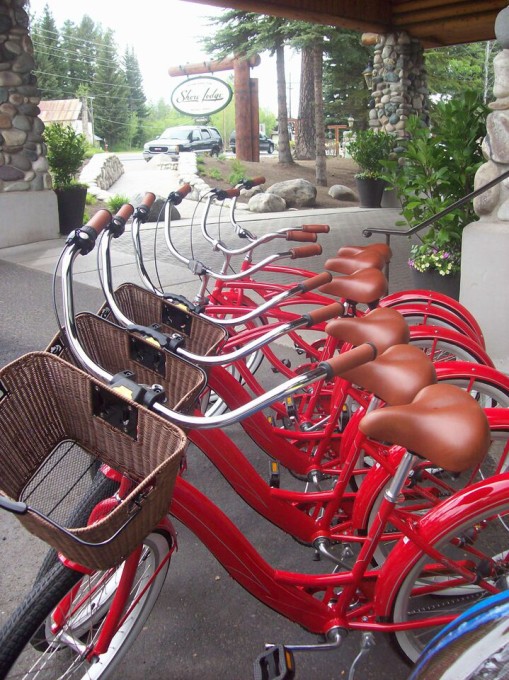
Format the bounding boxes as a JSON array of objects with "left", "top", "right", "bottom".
[
  {"left": 381, "top": 290, "right": 484, "bottom": 341},
  {"left": 0, "top": 531, "right": 172, "bottom": 679},
  {"left": 33, "top": 469, "right": 120, "bottom": 584},
  {"left": 388, "top": 495, "right": 509, "bottom": 664},
  {"left": 408, "top": 590, "right": 509, "bottom": 679},
  {"left": 408, "top": 327, "right": 493, "bottom": 366}
]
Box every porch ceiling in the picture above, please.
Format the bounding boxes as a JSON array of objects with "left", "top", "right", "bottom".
[{"left": 187, "top": 0, "right": 508, "bottom": 47}]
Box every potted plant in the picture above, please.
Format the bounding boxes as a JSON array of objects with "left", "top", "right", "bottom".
[
  {"left": 44, "top": 123, "right": 89, "bottom": 235},
  {"left": 382, "top": 91, "right": 488, "bottom": 299},
  {"left": 346, "top": 129, "right": 396, "bottom": 208}
]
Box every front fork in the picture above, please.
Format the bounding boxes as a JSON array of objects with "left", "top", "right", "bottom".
[{"left": 55, "top": 464, "right": 177, "bottom": 660}]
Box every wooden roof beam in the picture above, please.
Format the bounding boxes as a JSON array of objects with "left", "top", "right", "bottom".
[
  {"left": 393, "top": 1, "right": 505, "bottom": 27},
  {"left": 186, "top": 0, "right": 393, "bottom": 34}
]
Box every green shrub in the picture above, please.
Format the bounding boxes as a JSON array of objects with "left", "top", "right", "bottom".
[
  {"left": 228, "top": 159, "right": 247, "bottom": 186},
  {"left": 43, "top": 123, "right": 88, "bottom": 188},
  {"left": 382, "top": 90, "right": 488, "bottom": 276},
  {"left": 85, "top": 192, "right": 97, "bottom": 206},
  {"left": 107, "top": 194, "right": 131, "bottom": 213},
  {"left": 207, "top": 168, "right": 223, "bottom": 181},
  {"left": 346, "top": 129, "right": 396, "bottom": 180}
]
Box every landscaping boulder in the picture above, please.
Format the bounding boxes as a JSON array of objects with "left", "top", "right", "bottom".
[
  {"left": 248, "top": 193, "right": 287, "bottom": 213},
  {"left": 266, "top": 178, "right": 316, "bottom": 207},
  {"left": 328, "top": 184, "right": 358, "bottom": 201},
  {"left": 131, "top": 192, "right": 180, "bottom": 222}
]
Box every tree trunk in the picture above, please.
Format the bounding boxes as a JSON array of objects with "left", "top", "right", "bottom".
[
  {"left": 294, "top": 47, "right": 315, "bottom": 160},
  {"left": 313, "top": 42, "right": 327, "bottom": 186},
  {"left": 276, "top": 43, "right": 294, "bottom": 165}
]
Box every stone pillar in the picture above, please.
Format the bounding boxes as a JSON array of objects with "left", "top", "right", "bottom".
[
  {"left": 460, "top": 7, "right": 509, "bottom": 372},
  {"left": 0, "top": 0, "right": 51, "bottom": 190},
  {"left": 363, "top": 32, "right": 429, "bottom": 138},
  {"left": 0, "top": 0, "right": 57, "bottom": 247}
]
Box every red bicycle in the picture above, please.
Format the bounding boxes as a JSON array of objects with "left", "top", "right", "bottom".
[{"left": 0, "top": 213, "right": 505, "bottom": 680}]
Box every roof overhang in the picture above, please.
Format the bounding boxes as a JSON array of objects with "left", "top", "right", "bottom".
[{"left": 187, "top": 0, "right": 508, "bottom": 47}]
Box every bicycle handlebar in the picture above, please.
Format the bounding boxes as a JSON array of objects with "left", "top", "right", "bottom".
[
  {"left": 60, "top": 235, "right": 378, "bottom": 429},
  {"left": 289, "top": 244, "right": 322, "bottom": 260},
  {"left": 84, "top": 209, "right": 113, "bottom": 236},
  {"left": 302, "top": 224, "right": 330, "bottom": 234},
  {"left": 285, "top": 230, "right": 317, "bottom": 243},
  {"left": 166, "top": 183, "right": 192, "bottom": 207},
  {"left": 133, "top": 192, "right": 156, "bottom": 223},
  {"left": 153, "top": 341, "right": 378, "bottom": 429},
  {"left": 296, "top": 271, "right": 332, "bottom": 293},
  {"left": 237, "top": 176, "right": 265, "bottom": 189}
]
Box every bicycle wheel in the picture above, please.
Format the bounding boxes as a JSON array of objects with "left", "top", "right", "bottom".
[
  {"left": 389, "top": 497, "right": 509, "bottom": 664},
  {"left": 394, "top": 304, "right": 484, "bottom": 347},
  {"left": 409, "top": 591, "right": 509, "bottom": 679},
  {"left": 34, "top": 469, "right": 120, "bottom": 583},
  {"left": 0, "top": 531, "right": 172, "bottom": 679},
  {"left": 381, "top": 291, "right": 484, "bottom": 342},
  {"left": 408, "top": 326, "right": 493, "bottom": 366}
]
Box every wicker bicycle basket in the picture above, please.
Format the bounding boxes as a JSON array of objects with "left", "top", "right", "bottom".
[
  {"left": 99, "top": 283, "right": 227, "bottom": 356},
  {"left": 0, "top": 352, "right": 187, "bottom": 571},
  {"left": 47, "top": 312, "right": 207, "bottom": 414}
]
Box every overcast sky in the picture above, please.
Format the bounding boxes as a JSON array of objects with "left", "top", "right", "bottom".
[{"left": 27, "top": 0, "right": 301, "bottom": 114}]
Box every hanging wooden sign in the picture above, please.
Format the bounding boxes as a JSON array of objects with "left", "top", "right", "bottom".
[{"left": 171, "top": 76, "right": 233, "bottom": 116}]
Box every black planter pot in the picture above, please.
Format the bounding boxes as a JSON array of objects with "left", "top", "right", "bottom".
[
  {"left": 411, "top": 269, "right": 461, "bottom": 301},
  {"left": 355, "top": 177, "right": 387, "bottom": 208},
  {"left": 55, "top": 185, "right": 88, "bottom": 235}
]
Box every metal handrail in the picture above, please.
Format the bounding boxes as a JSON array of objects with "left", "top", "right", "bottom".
[
  {"left": 362, "top": 166, "right": 509, "bottom": 283},
  {"left": 363, "top": 167, "right": 509, "bottom": 239}
]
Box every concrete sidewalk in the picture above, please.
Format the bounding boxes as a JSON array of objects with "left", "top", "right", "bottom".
[{"left": 0, "top": 202, "right": 414, "bottom": 299}]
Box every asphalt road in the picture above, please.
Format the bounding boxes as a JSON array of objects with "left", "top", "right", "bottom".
[{"left": 0, "top": 156, "right": 414, "bottom": 680}]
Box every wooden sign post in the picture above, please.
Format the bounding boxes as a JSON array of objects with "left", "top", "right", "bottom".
[{"left": 168, "top": 55, "right": 260, "bottom": 162}]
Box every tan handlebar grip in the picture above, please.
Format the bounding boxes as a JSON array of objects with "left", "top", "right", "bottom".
[
  {"left": 250, "top": 176, "right": 265, "bottom": 186},
  {"left": 176, "top": 183, "right": 192, "bottom": 197},
  {"left": 299, "top": 271, "right": 333, "bottom": 292},
  {"left": 302, "top": 224, "right": 330, "bottom": 234},
  {"left": 307, "top": 302, "right": 344, "bottom": 325},
  {"left": 289, "top": 244, "right": 322, "bottom": 259},
  {"left": 114, "top": 203, "right": 134, "bottom": 221},
  {"left": 85, "top": 209, "right": 112, "bottom": 235},
  {"left": 140, "top": 192, "right": 156, "bottom": 209},
  {"left": 223, "top": 187, "right": 241, "bottom": 198},
  {"left": 325, "top": 343, "right": 378, "bottom": 377},
  {"left": 285, "top": 230, "right": 317, "bottom": 243}
]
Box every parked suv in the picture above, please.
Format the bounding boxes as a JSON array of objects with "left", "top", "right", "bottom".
[
  {"left": 143, "top": 125, "right": 223, "bottom": 161},
  {"left": 229, "top": 130, "right": 275, "bottom": 155}
]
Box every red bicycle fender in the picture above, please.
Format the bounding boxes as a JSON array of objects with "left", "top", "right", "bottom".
[
  {"left": 374, "top": 472, "right": 509, "bottom": 619},
  {"left": 408, "top": 325, "right": 494, "bottom": 367}
]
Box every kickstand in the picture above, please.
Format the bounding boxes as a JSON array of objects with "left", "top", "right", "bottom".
[{"left": 347, "top": 632, "right": 376, "bottom": 680}]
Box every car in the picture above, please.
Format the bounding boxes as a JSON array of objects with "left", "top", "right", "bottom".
[
  {"left": 229, "top": 130, "right": 275, "bottom": 154},
  {"left": 143, "top": 125, "right": 223, "bottom": 162}
]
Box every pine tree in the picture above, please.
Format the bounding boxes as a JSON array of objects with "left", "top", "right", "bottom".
[
  {"left": 123, "top": 46, "right": 148, "bottom": 147},
  {"left": 92, "top": 30, "right": 130, "bottom": 148},
  {"left": 322, "top": 31, "right": 372, "bottom": 129},
  {"left": 202, "top": 10, "right": 295, "bottom": 164},
  {"left": 30, "top": 4, "right": 66, "bottom": 98}
]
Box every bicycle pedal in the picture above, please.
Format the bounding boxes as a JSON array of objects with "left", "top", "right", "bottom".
[
  {"left": 253, "top": 645, "right": 295, "bottom": 680},
  {"left": 269, "top": 460, "right": 280, "bottom": 488}
]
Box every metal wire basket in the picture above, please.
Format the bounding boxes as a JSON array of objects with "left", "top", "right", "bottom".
[
  {"left": 0, "top": 352, "right": 187, "bottom": 571},
  {"left": 99, "top": 282, "right": 227, "bottom": 356}
]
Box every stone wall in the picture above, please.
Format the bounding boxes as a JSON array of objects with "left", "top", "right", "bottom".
[
  {"left": 367, "top": 32, "right": 429, "bottom": 138},
  {"left": 79, "top": 154, "right": 125, "bottom": 200},
  {"left": 0, "top": 0, "right": 50, "bottom": 193}
]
